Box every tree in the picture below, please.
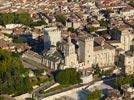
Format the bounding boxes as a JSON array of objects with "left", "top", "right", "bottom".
[
  {"left": 93, "top": 65, "right": 113, "bottom": 78},
  {"left": 87, "top": 26, "right": 97, "bottom": 33},
  {"left": 128, "top": 1, "right": 134, "bottom": 7},
  {"left": 99, "top": 19, "right": 108, "bottom": 27},
  {"left": 115, "top": 75, "right": 134, "bottom": 87},
  {"left": 18, "top": 12, "right": 32, "bottom": 26},
  {"left": 87, "top": 90, "right": 101, "bottom": 100},
  {"left": 102, "top": 70, "right": 112, "bottom": 77},
  {"left": 0, "top": 49, "right": 32, "bottom": 95},
  {"left": 33, "top": 69, "right": 44, "bottom": 76},
  {"left": 0, "top": 12, "right": 32, "bottom": 26},
  {"left": 92, "top": 65, "right": 102, "bottom": 78},
  {"left": 0, "top": 96, "right": 4, "bottom": 100},
  {"left": 30, "top": 20, "right": 47, "bottom": 27},
  {"left": 55, "top": 15, "right": 66, "bottom": 26},
  {"left": 0, "top": 12, "right": 48, "bottom": 27},
  {"left": 0, "top": 13, "right": 19, "bottom": 26},
  {"left": 55, "top": 68, "right": 82, "bottom": 85},
  {"left": 68, "top": 27, "right": 75, "bottom": 32}
]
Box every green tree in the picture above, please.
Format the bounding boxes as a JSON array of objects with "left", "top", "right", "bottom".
[
  {"left": 30, "top": 20, "right": 47, "bottom": 28},
  {"left": 68, "top": 27, "right": 75, "bottom": 32},
  {"left": 1, "top": 13, "right": 13, "bottom": 25},
  {"left": 0, "top": 95, "right": 4, "bottom": 100},
  {"left": 55, "top": 15, "right": 66, "bottom": 26},
  {"left": 87, "top": 27, "right": 97, "bottom": 33},
  {"left": 115, "top": 75, "right": 134, "bottom": 87},
  {"left": 0, "top": 49, "right": 32, "bottom": 95},
  {"left": 55, "top": 68, "right": 82, "bottom": 85},
  {"left": 0, "top": 14, "right": 4, "bottom": 26},
  {"left": 87, "top": 90, "right": 101, "bottom": 100},
  {"left": 99, "top": 19, "right": 108, "bottom": 27},
  {"left": 102, "top": 69, "right": 112, "bottom": 77},
  {"left": 0, "top": 12, "right": 48, "bottom": 27},
  {"left": 128, "top": 1, "right": 134, "bottom": 7},
  {"left": 0, "top": 12, "right": 33, "bottom": 26},
  {"left": 33, "top": 69, "right": 44, "bottom": 76},
  {"left": 0, "top": 13, "right": 17, "bottom": 25},
  {"left": 92, "top": 65, "right": 102, "bottom": 78},
  {"left": 93, "top": 65, "right": 113, "bottom": 78},
  {"left": 18, "top": 12, "right": 32, "bottom": 26}
]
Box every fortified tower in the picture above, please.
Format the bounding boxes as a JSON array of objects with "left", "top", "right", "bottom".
[{"left": 78, "top": 34, "right": 94, "bottom": 68}]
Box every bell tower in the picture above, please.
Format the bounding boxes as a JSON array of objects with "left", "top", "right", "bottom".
[{"left": 64, "top": 32, "right": 78, "bottom": 67}]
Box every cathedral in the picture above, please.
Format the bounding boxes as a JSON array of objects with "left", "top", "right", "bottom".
[{"left": 42, "top": 32, "right": 116, "bottom": 71}]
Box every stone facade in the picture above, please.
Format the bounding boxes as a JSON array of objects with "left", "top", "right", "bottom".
[
  {"left": 64, "top": 36, "right": 78, "bottom": 67},
  {"left": 42, "top": 26, "right": 134, "bottom": 74},
  {"left": 44, "top": 27, "right": 61, "bottom": 48},
  {"left": 78, "top": 35, "right": 115, "bottom": 68},
  {"left": 125, "top": 54, "right": 134, "bottom": 75},
  {"left": 43, "top": 47, "right": 64, "bottom": 70},
  {"left": 115, "top": 28, "right": 134, "bottom": 75},
  {"left": 78, "top": 35, "right": 94, "bottom": 68},
  {"left": 43, "top": 33, "right": 116, "bottom": 71}
]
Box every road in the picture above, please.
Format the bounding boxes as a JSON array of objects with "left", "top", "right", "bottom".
[
  {"left": 31, "top": 80, "right": 55, "bottom": 99},
  {"left": 31, "top": 76, "right": 118, "bottom": 100}
]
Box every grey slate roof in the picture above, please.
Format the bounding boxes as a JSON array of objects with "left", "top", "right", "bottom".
[{"left": 43, "top": 47, "right": 64, "bottom": 62}]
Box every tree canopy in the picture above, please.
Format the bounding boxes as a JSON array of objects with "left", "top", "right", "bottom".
[
  {"left": 128, "top": 1, "right": 134, "bottom": 7},
  {"left": 87, "top": 90, "right": 102, "bottom": 100},
  {"left": 30, "top": 20, "right": 47, "bottom": 27},
  {"left": 0, "top": 49, "right": 32, "bottom": 96},
  {"left": 55, "top": 15, "right": 66, "bottom": 26},
  {"left": 0, "top": 12, "right": 47, "bottom": 27},
  {"left": 0, "top": 12, "right": 31, "bottom": 26},
  {"left": 115, "top": 74, "right": 134, "bottom": 87},
  {"left": 55, "top": 68, "right": 82, "bottom": 85},
  {"left": 68, "top": 27, "right": 75, "bottom": 32},
  {"left": 87, "top": 26, "right": 97, "bottom": 33},
  {"left": 92, "top": 65, "right": 112, "bottom": 78},
  {"left": 99, "top": 19, "right": 108, "bottom": 27}
]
